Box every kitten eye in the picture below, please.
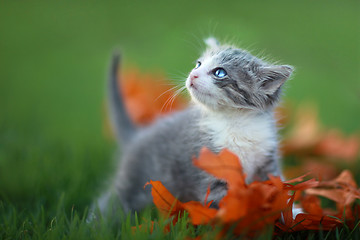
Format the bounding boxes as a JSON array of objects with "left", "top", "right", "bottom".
[
  {"left": 195, "top": 61, "right": 201, "bottom": 69},
  {"left": 213, "top": 68, "right": 227, "bottom": 78}
]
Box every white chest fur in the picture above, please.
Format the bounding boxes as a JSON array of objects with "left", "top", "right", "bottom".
[{"left": 200, "top": 110, "right": 278, "bottom": 180}]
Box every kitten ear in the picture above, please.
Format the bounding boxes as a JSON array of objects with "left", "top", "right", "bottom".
[
  {"left": 204, "top": 37, "right": 220, "bottom": 49},
  {"left": 258, "top": 65, "right": 293, "bottom": 94}
]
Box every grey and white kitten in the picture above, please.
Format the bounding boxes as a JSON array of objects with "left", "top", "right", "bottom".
[{"left": 96, "top": 38, "right": 293, "bottom": 215}]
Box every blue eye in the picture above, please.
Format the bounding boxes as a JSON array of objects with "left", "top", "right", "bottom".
[
  {"left": 214, "top": 68, "right": 227, "bottom": 78},
  {"left": 195, "top": 61, "right": 201, "bottom": 69}
]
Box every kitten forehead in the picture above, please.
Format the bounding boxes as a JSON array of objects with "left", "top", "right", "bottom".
[{"left": 202, "top": 46, "right": 264, "bottom": 69}]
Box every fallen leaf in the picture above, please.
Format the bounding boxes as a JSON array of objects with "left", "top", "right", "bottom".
[
  {"left": 286, "top": 178, "right": 319, "bottom": 191},
  {"left": 282, "top": 193, "right": 295, "bottom": 227},
  {"left": 282, "top": 103, "right": 322, "bottom": 155},
  {"left": 194, "top": 148, "right": 291, "bottom": 234},
  {"left": 314, "top": 130, "right": 360, "bottom": 162},
  {"left": 145, "top": 180, "right": 217, "bottom": 227},
  {"left": 333, "top": 170, "right": 358, "bottom": 188},
  {"left": 193, "top": 147, "right": 246, "bottom": 190},
  {"left": 305, "top": 170, "right": 360, "bottom": 206},
  {"left": 281, "top": 103, "right": 360, "bottom": 164},
  {"left": 302, "top": 160, "right": 338, "bottom": 181},
  {"left": 144, "top": 180, "right": 183, "bottom": 216},
  {"left": 182, "top": 201, "right": 218, "bottom": 225},
  {"left": 301, "top": 195, "right": 323, "bottom": 216},
  {"left": 121, "top": 69, "right": 186, "bottom": 125},
  {"left": 284, "top": 172, "right": 313, "bottom": 184},
  {"left": 291, "top": 214, "right": 342, "bottom": 231},
  {"left": 146, "top": 148, "right": 358, "bottom": 238}
]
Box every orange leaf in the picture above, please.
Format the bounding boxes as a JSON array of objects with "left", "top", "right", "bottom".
[
  {"left": 302, "top": 160, "right": 338, "bottom": 181},
  {"left": 193, "top": 147, "right": 246, "bottom": 190},
  {"left": 306, "top": 189, "right": 348, "bottom": 203},
  {"left": 145, "top": 180, "right": 183, "bottom": 216},
  {"left": 182, "top": 201, "right": 218, "bottom": 225},
  {"left": 281, "top": 103, "right": 360, "bottom": 164},
  {"left": 282, "top": 103, "right": 322, "bottom": 155},
  {"left": 333, "top": 170, "right": 358, "bottom": 188},
  {"left": 284, "top": 172, "right": 313, "bottom": 184},
  {"left": 217, "top": 190, "right": 249, "bottom": 222},
  {"left": 292, "top": 214, "right": 342, "bottom": 231},
  {"left": 146, "top": 180, "right": 218, "bottom": 226},
  {"left": 301, "top": 195, "right": 323, "bottom": 216},
  {"left": 305, "top": 170, "right": 360, "bottom": 206},
  {"left": 268, "top": 175, "right": 284, "bottom": 190},
  {"left": 314, "top": 130, "right": 360, "bottom": 162},
  {"left": 286, "top": 178, "right": 319, "bottom": 191},
  {"left": 204, "top": 185, "right": 213, "bottom": 207},
  {"left": 121, "top": 69, "right": 186, "bottom": 125},
  {"left": 282, "top": 193, "right": 295, "bottom": 227},
  {"left": 146, "top": 148, "right": 356, "bottom": 237}
]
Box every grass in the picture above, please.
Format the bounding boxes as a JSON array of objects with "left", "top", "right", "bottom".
[
  {"left": 1, "top": 199, "right": 359, "bottom": 239},
  {"left": 0, "top": 0, "right": 359, "bottom": 239}
]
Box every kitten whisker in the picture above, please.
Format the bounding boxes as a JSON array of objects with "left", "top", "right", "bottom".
[
  {"left": 154, "top": 84, "right": 183, "bottom": 103},
  {"left": 160, "top": 86, "right": 183, "bottom": 112},
  {"left": 167, "top": 73, "right": 188, "bottom": 83},
  {"left": 161, "top": 86, "right": 186, "bottom": 113},
  {"left": 169, "top": 86, "right": 187, "bottom": 111}
]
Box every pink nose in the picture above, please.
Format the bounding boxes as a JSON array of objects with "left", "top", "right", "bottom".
[{"left": 190, "top": 73, "right": 199, "bottom": 81}]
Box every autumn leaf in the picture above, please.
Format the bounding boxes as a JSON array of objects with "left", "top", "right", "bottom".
[
  {"left": 144, "top": 148, "right": 358, "bottom": 238},
  {"left": 193, "top": 148, "right": 292, "bottom": 234},
  {"left": 293, "top": 214, "right": 342, "bottom": 231},
  {"left": 282, "top": 103, "right": 360, "bottom": 162},
  {"left": 278, "top": 169, "right": 360, "bottom": 232},
  {"left": 193, "top": 147, "right": 246, "bottom": 190},
  {"left": 285, "top": 178, "right": 319, "bottom": 191},
  {"left": 301, "top": 195, "right": 323, "bottom": 216},
  {"left": 276, "top": 194, "right": 343, "bottom": 232},
  {"left": 314, "top": 130, "right": 360, "bottom": 162},
  {"left": 282, "top": 103, "right": 322, "bottom": 155},
  {"left": 103, "top": 68, "right": 186, "bottom": 138},
  {"left": 305, "top": 170, "right": 360, "bottom": 208},
  {"left": 182, "top": 201, "right": 218, "bottom": 225},
  {"left": 145, "top": 180, "right": 218, "bottom": 226},
  {"left": 121, "top": 69, "right": 186, "bottom": 125},
  {"left": 303, "top": 160, "right": 338, "bottom": 181},
  {"left": 282, "top": 193, "right": 296, "bottom": 227},
  {"left": 144, "top": 180, "right": 183, "bottom": 216},
  {"left": 284, "top": 172, "right": 314, "bottom": 184}
]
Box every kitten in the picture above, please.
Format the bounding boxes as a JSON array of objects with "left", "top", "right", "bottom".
[{"left": 96, "top": 38, "right": 293, "bottom": 215}]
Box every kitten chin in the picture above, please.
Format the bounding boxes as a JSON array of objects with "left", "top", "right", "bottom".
[{"left": 91, "top": 38, "right": 293, "bottom": 217}]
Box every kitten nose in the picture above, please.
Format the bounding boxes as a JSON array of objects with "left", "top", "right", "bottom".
[{"left": 190, "top": 74, "right": 199, "bottom": 81}]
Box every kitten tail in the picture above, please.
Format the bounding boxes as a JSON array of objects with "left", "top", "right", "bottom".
[{"left": 108, "top": 52, "right": 137, "bottom": 146}]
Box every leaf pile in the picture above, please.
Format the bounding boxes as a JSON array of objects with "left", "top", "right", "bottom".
[
  {"left": 146, "top": 148, "right": 360, "bottom": 237},
  {"left": 281, "top": 103, "right": 360, "bottom": 180}
]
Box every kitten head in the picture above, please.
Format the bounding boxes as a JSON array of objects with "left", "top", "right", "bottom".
[{"left": 186, "top": 38, "right": 293, "bottom": 112}]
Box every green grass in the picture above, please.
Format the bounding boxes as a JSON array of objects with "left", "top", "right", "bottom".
[
  {"left": 0, "top": 0, "right": 359, "bottom": 239},
  {"left": 1, "top": 199, "right": 359, "bottom": 240}
]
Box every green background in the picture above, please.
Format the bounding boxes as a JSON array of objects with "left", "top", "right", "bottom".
[{"left": 0, "top": 0, "right": 359, "bottom": 214}]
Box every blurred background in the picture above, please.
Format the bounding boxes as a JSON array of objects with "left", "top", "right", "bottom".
[{"left": 0, "top": 0, "right": 359, "bottom": 213}]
